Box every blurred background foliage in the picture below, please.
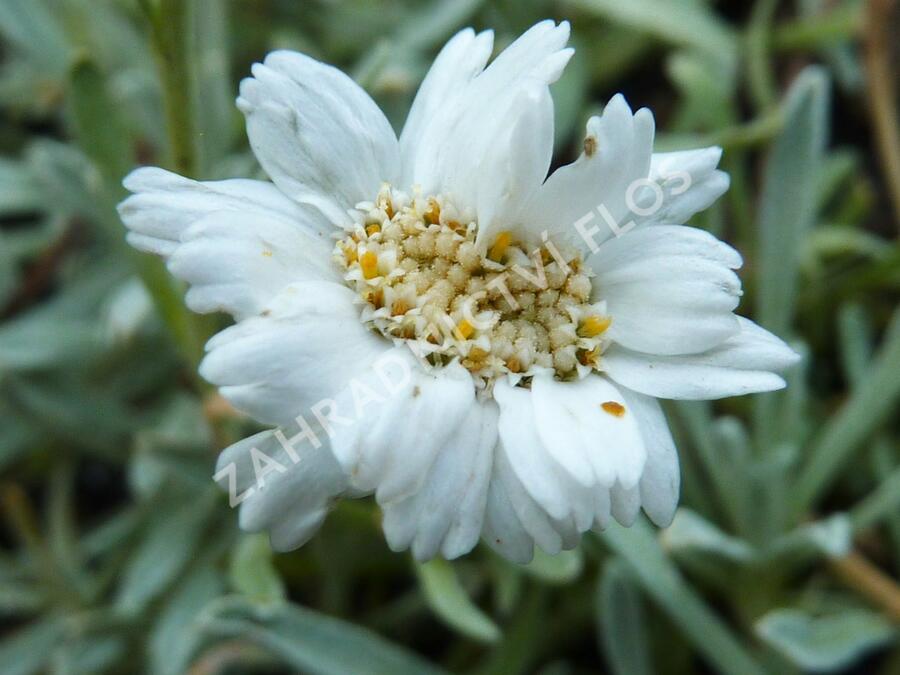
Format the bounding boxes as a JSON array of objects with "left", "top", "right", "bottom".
[{"left": 0, "top": 0, "right": 898, "bottom": 673}]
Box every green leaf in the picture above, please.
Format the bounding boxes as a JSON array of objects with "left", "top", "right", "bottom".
[
  {"left": 756, "top": 608, "right": 894, "bottom": 672},
  {"left": 0, "top": 408, "right": 40, "bottom": 472},
  {"left": 199, "top": 597, "right": 449, "bottom": 675},
  {"left": 50, "top": 634, "right": 126, "bottom": 675},
  {"left": 415, "top": 559, "right": 500, "bottom": 643},
  {"left": 0, "top": 577, "right": 44, "bottom": 616},
  {"left": 0, "top": 158, "right": 40, "bottom": 215},
  {"left": 661, "top": 509, "right": 755, "bottom": 562},
  {"left": 754, "top": 66, "right": 830, "bottom": 456},
  {"left": 0, "top": 318, "right": 105, "bottom": 373},
  {"left": 807, "top": 224, "right": 890, "bottom": 260},
  {"left": 0, "top": 0, "right": 69, "bottom": 73},
  {"left": 568, "top": 0, "right": 737, "bottom": 74},
  {"left": 851, "top": 463, "right": 900, "bottom": 533},
  {"left": 25, "top": 140, "right": 106, "bottom": 224},
  {"left": 115, "top": 490, "right": 219, "bottom": 614},
  {"left": 667, "top": 51, "right": 735, "bottom": 131},
  {"left": 767, "top": 514, "right": 852, "bottom": 562},
  {"left": 792, "top": 308, "right": 900, "bottom": 516},
  {"left": 0, "top": 237, "right": 15, "bottom": 308},
  {"left": 150, "top": 563, "right": 224, "bottom": 675},
  {"left": 68, "top": 57, "right": 133, "bottom": 190},
  {"left": 596, "top": 559, "right": 653, "bottom": 675},
  {"left": 601, "top": 521, "right": 767, "bottom": 675},
  {"left": 229, "top": 534, "right": 286, "bottom": 605},
  {"left": 522, "top": 547, "right": 584, "bottom": 585},
  {"left": 756, "top": 66, "right": 830, "bottom": 336},
  {"left": 396, "top": 0, "right": 486, "bottom": 51},
  {"left": 671, "top": 401, "right": 749, "bottom": 533},
  {"left": 837, "top": 303, "right": 873, "bottom": 386},
  {"left": 6, "top": 376, "right": 136, "bottom": 455},
  {"left": 0, "top": 617, "right": 66, "bottom": 675}
]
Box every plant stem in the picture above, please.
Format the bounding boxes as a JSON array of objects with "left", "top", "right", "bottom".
[
  {"left": 863, "top": 0, "right": 900, "bottom": 231},
  {"left": 745, "top": 0, "right": 778, "bottom": 113},
  {"left": 143, "top": 0, "right": 199, "bottom": 177},
  {"left": 136, "top": 0, "right": 218, "bottom": 374},
  {"left": 829, "top": 551, "right": 900, "bottom": 621},
  {"left": 774, "top": 4, "right": 862, "bottom": 51}
]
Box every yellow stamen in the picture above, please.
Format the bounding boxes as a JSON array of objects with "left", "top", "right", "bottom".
[
  {"left": 578, "top": 315, "right": 611, "bottom": 338},
  {"left": 360, "top": 250, "right": 379, "bottom": 279},
  {"left": 342, "top": 243, "right": 357, "bottom": 264},
  {"left": 424, "top": 199, "right": 441, "bottom": 225},
  {"left": 488, "top": 231, "right": 513, "bottom": 263},
  {"left": 506, "top": 356, "right": 522, "bottom": 373},
  {"left": 364, "top": 287, "right": 384, "bottom": 309},
  {"left": 577, "top": 346, "right": 601, "bottom": 366},
  {"left": 601, "top": 401, "right": 625, "bottom": 417},
  {"left": 391, "top": 299, "right": 410, "bottom": 316},
  {"left": 468, "top": 346, "right": 488, "bottom": 361},
  {"left": 366, "top": 223, "right": 381, "bottom": 236},
  {"left": 454, "top": 319, "right": 475, "bottom": 341}
]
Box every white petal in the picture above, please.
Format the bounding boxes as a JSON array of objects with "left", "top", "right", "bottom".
[
  {"left": 238, "top": 51, "right": 400, "bottom": 226},
  {"left": 328, "top": 350, "right": 477, "bottom": 506},
  {"left": 120, "top": 168, "right": 326, "bottom": 250},
  {"left": 118, "top": 167, "right": 335, "bottom": 319},
  {"left": 618, "top": 387, "right": 680, "bottom": 527},
  {"left": 474, "top": 82, "right": 556, "bottom": 250},
  {"left": 641, "top": 147, "right": 730, "bottom": 226},
  {"left": 590, "top": 225, "right": 743, "bottom": 355},
  {"left": 520, "top": 94, "right": 655, "bottom": 250},
  {"left": 493, "top": 379, "right": 593, "bottom": 529},
  {"left": 602, "top": 316, "right": 801, "bottom": 400},
  {"left": 215, "top": 429, "right": 347, "bottom": 552},
  {"left": 199, "top": 281, "right": 389, "bottom": 427},
  {"left": 169, "top": 211, "right": 339, "bottom": 319},
  {"left": 610, "top": 483, "right": 641, "bottom": 526},
  {"left": 399, "top": 28, "right": 493, "bottom": 188},
  {"left": 485, "top": 446, "right": 580, "bottom": 558},
  {"left": 381, "top": 400, "right": 496, "bottom": 561},
  {"left": 481, "top": 461, "right": 535, "bottom": 564},
  {"left": 531, "top": 374, "right": 647, "bottom": 491},
  {"left": 412, "top": 21, "right": 572, "bottom": 230}
]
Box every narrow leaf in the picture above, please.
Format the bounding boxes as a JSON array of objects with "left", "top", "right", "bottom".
[
  {"left": 756, "top": 67, "right": 830, "bottom": 335},
  {"left": 199, "top": 597, "right": 449, "bottom": 675},
  {"left": 756, "top": 608, "right": 894, "bottom": 672},
  {"left": 793, "top": 308, "right": 900, "bottom": 516},
  {"left": 229, "top": 534, "right": 286, "bottom": 605},
  {"left": 601, "top": 521, "right": 767, "bottom": 675},
  {"left": 416, "top": 559, "right": 500, "bottom": 643},
  {"left": 596, "top": 559, "right": 653, "bottom": 675}
]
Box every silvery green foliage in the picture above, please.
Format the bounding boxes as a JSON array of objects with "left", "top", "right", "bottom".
[{"left": 0, "top": 0, "right": 897, "bottom": 674}]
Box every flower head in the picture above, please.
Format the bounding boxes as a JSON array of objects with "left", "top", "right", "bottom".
[{"left": 119, "top": 21, "right": 799, "bottom": 563}]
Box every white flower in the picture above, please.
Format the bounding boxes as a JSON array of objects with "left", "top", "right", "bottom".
[{"left": 118, "top": 21, "right": 799, "bottom": 563}]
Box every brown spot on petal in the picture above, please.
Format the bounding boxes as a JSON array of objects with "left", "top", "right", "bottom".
[
  {"left": 584, "top": 135, "right": 598, "bottom": 157},
  {"left": 601, "top": 401, "right": 626, "bottom": 417}
]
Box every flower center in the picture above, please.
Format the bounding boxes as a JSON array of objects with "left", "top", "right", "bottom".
[{"left": 335, "top": 186, "right": 611, "bottom": 384}]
